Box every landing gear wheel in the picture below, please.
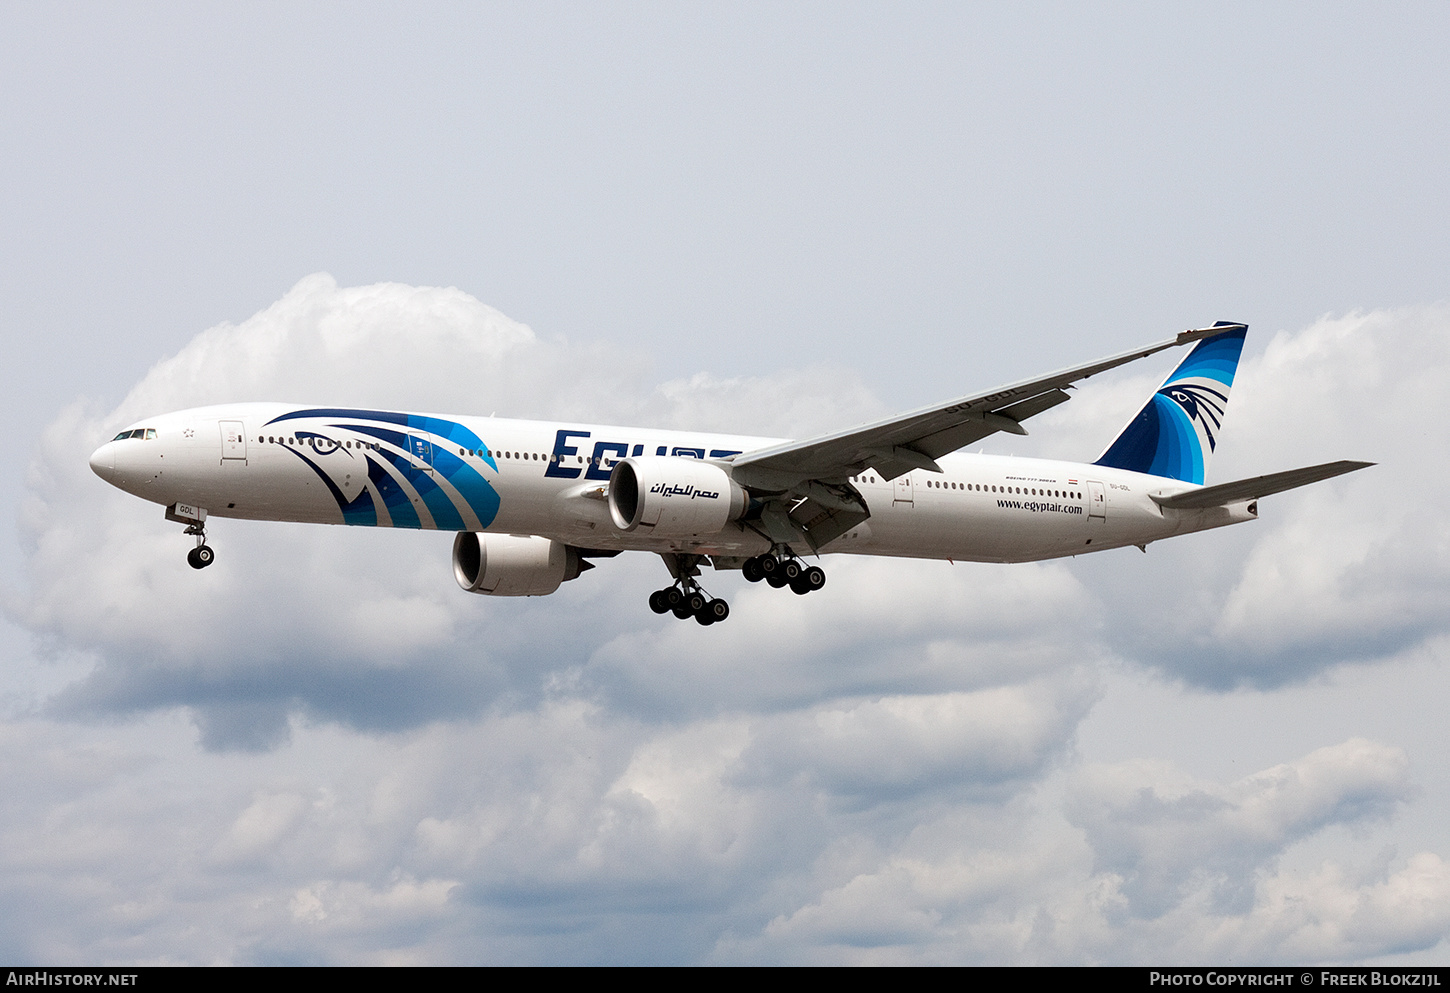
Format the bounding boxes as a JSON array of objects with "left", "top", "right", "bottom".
[
  {"left": 664, "top": 585, "right": 693, "bottom": 619},
  {"left": 742, "top": 556, "right": 765, "bottom": 583},
  {"left": 803, "top": 565, "right": 825, "bottom": 592},
  {"left": 758, "top": 555, "right": 780, "bottom": 579},
  {"left": 187, "top": 545, "right": 215, "bottom": 570},
  {"left": 766, "top": 571, "right": 789, "bottom": 589},
  {"left": 684, "top": 591, "right": 707, "bottom": 616},
  {"left": 790, "top": 573, "right": 812, "bottom": 595},
  {"left": 649, "top": 589, "right": 671, "bottom": 614},
  {"left": 693, "top": 597, "right": 730, "bottom": 625},
  {"left": 780, "top": 559, "right": 802, "bottom": 584}
]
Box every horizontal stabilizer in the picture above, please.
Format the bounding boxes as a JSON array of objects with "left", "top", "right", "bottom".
[{"left": 1151, "top": 460, "right": 1374, "bottom": 510}]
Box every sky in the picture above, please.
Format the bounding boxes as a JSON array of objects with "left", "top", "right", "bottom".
[{"left": 1, "top": 1, "right": 1449, "bottom": 965}]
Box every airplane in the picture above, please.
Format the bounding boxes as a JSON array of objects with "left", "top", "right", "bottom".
[{"left": 88, "top": 322, "right": 1369, "bottom": 625}]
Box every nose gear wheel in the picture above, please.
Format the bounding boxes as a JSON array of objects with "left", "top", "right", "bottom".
[{"left": 182, "top": 521, "right": 215, "bottom": 570}]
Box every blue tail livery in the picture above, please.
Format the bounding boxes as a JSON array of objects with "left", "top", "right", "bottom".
[{"left": 1093, "top": 321, "right": 1247, "bottom": 484}]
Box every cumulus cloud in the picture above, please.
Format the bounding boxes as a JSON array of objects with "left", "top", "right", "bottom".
[
  {"left": 1198, "top": 308, "right": 1450, "bottom": 677},
  {"left": 738, "top": 675, "right": 1098, "bottom": 803},
  {"left": 1070, "top": 739, "right": 1414, "bottom": 917},
  {"left": 5, "top": 703, "right": 1441, "bottom": 965},
  {"left": 3, "top": 279, "right": 1448, "bottom": 963},
  {"left": 1029, "top": 305, "right": 1450, "bottom": 688},
  {"left": 726, "top": 741, "right": 1433, "bottom": 965}
]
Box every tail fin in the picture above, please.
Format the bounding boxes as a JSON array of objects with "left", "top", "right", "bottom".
[{"left": 1093, "top": 322, "right": 1247, "bottom": 484}]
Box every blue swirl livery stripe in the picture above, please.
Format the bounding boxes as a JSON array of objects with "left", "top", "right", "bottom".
[
  {"left": 279, "top": 442, "right": 380, "bottom": 526},
  {"left": 1094, "top": 326, "right": 1246, "bottom": 484},
  {"left": 264, "top": 408, "right": 501, "bottom": 530}
]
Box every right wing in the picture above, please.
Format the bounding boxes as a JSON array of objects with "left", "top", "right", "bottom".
[{"left": 731, "top": 323, "right": 1248, "bottom": 490}]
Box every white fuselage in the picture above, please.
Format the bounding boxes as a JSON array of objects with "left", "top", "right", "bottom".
[{"left": 89, "top": 403, "right": 1256, "bottom": 564}]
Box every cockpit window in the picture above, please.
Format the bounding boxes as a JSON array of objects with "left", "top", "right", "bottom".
[
  {"left": 144, "top": 429, "right": 156, "bottom": 440},
  {"left": 113, "top": 431, "right": 131, "bottom": 441}
]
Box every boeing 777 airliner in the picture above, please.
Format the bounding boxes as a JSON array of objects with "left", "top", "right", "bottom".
[{"left": 89, "top": 322, "right": 1369, "bottom": 624}]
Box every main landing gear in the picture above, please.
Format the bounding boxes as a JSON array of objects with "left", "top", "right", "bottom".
[
  {"left": 184, "top": 522, "right": 215, "bottom": 570},
  {"left": 650, "top": 552, "right": 730, "bottom": 625},
  {"left": 648, "top": 585, "right": 731, "bottom": 625},
  {"left": 742, "top": 552, "right": 825, "bottom": 595}
]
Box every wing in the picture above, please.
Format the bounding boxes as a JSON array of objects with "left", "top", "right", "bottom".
[{"left": 730, "top": 323, "right": 1248, "bottom": 491}]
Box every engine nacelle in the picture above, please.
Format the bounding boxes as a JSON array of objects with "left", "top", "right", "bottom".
[
  {"left": 452, "top": 533, "right": 586, "bottom": 596},
  {"left": 607, "top": 456, "right": 748, "bottom": 537}
]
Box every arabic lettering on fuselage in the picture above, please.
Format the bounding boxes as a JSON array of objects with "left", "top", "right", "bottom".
[
  {"left": 647, "top": 482, "right": 720, "bottom": 501},
  {"left": 544, "top": 429, "right": 741, "bottom": 481}
]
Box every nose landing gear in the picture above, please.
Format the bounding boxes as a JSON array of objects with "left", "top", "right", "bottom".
[
  {"left": 166, "top": 503, "right": 215, "bottom": 570},
  {"left": 184, "top": 522, "right": 215, "bottom": 570}
]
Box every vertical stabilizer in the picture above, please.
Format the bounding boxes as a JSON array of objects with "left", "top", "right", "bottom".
[{"left": 1093, "top": 322, "right": 1247, "bottom": 484}]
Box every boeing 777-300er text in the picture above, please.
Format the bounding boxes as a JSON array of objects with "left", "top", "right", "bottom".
[{"left": 90, "top": 322, "right": 1369, "bottom": 625}]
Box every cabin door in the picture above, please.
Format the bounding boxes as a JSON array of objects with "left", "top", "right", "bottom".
[
  {"left": 220, "top": 420, "right": 247, "bottom": 462},
  {"left": 893, "top": 473, "right": 914, "bottom": 505},
  {"left": 406, "top": 434, "right": 434, "bottom": 477}
]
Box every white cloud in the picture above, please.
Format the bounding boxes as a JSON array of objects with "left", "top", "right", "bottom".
[
  {"left": 1069, "top": 739, "right": 1413, "bottom": 917},
  {"left": 740, "top": 675, "right": 1098, "bottom": 801},
  {"left": 3, "top": 281, "right": 1449, "bottom": 963},
  {"left": 1029, "top": 305, "right": 1450, "bottom": 687}
]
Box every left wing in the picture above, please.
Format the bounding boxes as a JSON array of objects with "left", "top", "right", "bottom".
[{"left": 730, "top": 323, "right": 1247, "bottom": 491}]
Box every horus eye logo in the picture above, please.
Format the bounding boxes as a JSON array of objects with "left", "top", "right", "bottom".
[{"left": 1159, "top": 382, "right": 1229, "bottom": 451}]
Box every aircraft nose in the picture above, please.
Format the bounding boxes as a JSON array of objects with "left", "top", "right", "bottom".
[{"left": 89, "top": 442, "right": 115, "bottom": 482}]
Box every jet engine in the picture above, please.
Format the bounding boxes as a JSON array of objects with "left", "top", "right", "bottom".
[
  {"left": 607, "top": 456, "right": 748, "bottom": 537},
  {"left": 452, "top": 533, "right": 588, "bottom": 596}
]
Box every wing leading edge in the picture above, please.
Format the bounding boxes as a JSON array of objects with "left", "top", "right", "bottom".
[{"left": 730, "top": 323, "right": 1248, "bottom": 491}]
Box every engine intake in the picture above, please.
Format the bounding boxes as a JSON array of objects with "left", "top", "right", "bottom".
[
  {"left": 452, "top": 533, "right": 587, "bottom": 596},
  {"left": 607, "top": 456, "right": 747, "bottom": 537}
]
